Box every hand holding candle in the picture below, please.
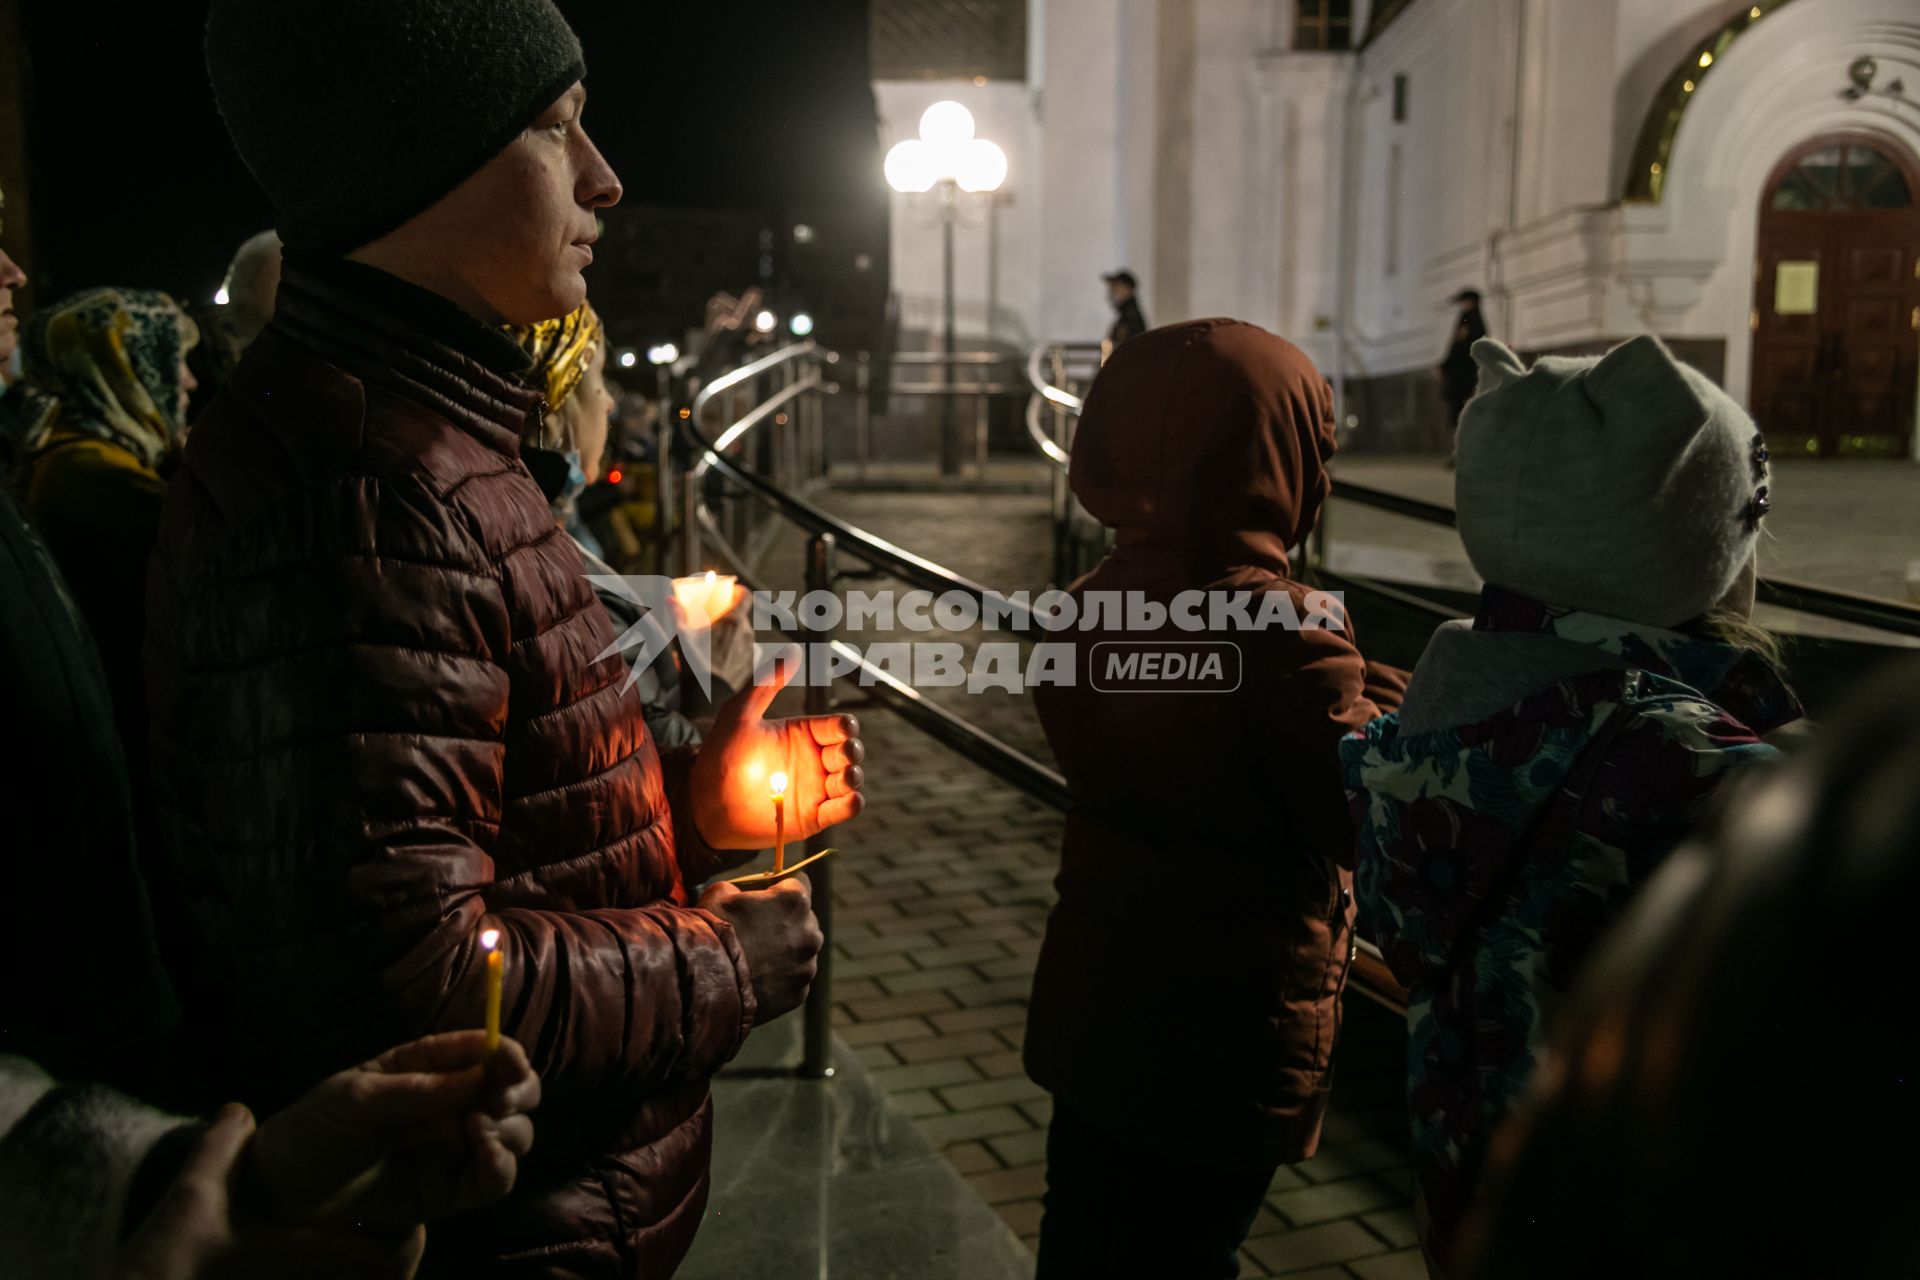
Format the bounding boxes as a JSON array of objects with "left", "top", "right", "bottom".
[
  {"left": 481, "top": 928, "right": 503, "bottom": 1054},
  {"left": 670, "top": 570, "right": 744, "bottom": 627},
  {"left": 688, "top": 646, "right": 868, "bottom": 849}
]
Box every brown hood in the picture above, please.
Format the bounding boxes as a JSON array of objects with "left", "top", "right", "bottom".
[{"left": 1068, "top": 318, "right": 1338, "bottom": 573}]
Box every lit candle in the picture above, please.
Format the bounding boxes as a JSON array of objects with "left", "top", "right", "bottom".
[
  {"left": 481, "top": 927, "right": 503, "bottom": 1054},
  {"left": 769, "top": 770, "right": 789, "bottom": 873},
  {"left": 671, "top": 571, "right": 742, "bottom": 625}
]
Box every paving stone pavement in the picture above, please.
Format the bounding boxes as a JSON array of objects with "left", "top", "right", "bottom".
[{"left": 741, "top": 474, "right": 1425, "bottom": 1277}]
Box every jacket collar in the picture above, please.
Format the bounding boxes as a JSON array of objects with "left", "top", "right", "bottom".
[
  {"left": 1472, "top": 585, "right": 1801, "bottom": 734},
  {"left": 270, "top": 257, "right": 542, "bottom": 458}
]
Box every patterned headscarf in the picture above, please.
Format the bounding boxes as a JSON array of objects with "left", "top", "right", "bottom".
[
  {"left": 6, "top": 287, "right": 199, "bottom": 470},
  {"left": 512, "top": 302, "right": 603, "bottom": 426}
]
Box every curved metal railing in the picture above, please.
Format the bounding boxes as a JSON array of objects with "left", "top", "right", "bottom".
[
  {"left": 1022, "top": 345, "right": 1078, "bottom": 470},
  {"left": 681, "top": 343, "right": 1068, "bottom": 808}
]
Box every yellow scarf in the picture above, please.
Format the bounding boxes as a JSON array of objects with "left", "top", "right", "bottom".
[{"left": 511, "top": 303, "right": 603, "bottom": 416}]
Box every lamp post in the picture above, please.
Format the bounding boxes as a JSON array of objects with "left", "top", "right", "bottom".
[
  {"left": 885, "top": 101, "right": 1007, "bottom": 476},
  {"left": 647, "top": 342, "right": 679, "bottom": 574}
]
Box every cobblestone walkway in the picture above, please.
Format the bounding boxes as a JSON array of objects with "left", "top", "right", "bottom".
[{"left": 747, "top": 474, "right": 1426, "bottom": 1277}]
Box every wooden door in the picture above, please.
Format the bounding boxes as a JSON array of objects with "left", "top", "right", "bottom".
[{"left": 1751, "top": 139, "right": 1920, "bottom": 458}]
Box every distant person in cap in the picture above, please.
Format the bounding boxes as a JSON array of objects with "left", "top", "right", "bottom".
[
  {"left": 1439, "top": 288, "right": 1488, "bottom": 446},
  {"left": 1102, "top": 269, "right": 1149, "bottom": 359}
]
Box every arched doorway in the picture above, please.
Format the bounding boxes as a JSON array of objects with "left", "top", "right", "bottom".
[{"left": 1750, "top": 136, "right": 1920, "bottom": 458}]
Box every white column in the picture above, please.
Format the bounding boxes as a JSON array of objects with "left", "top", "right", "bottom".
[{"left": 1035, "top": 0, "right": 1128, "bottom": 342}]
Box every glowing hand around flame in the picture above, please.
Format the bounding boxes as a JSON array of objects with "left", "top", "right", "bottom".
[{"left": 690, "top": 646, "right": 866, "bottom": 848}]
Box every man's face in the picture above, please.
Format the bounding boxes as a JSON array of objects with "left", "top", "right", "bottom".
[
  {"left": 398, "top": 84, "right": 621, "bottom": 326},
  {"left": 1108, "top": 280, "right": 1132, "bottom": 307},
  {"left": 0, "top": 246, "right": 27, "bottom": 366}
]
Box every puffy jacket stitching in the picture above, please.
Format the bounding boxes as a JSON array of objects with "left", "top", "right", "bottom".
[
  {"left": 441, "top": 461, "right": 525, "bottom": 507},
  {"left": 161, "top": 637, "right": 497, "bottom": 677},
  {"left": 185, "top": 814, "right": 503, "bottom": 860},
  {"left": 503, "top": 749, "right": 650, "bottom": 810},
  {"left": 508, "top": 597, "right": 603, "bottom": 652},
  {"left": 219, "top": 550, "right": 500, "bottom": 586},
  {"left": 489, "top": 818, "right": 662, "bottom": 887},
  {"left": 517, "top": 671, "right": 633, "bottom": 730},
  {"left": 171, "top": 442, "right": 503, "bottom": 583},
  {"left": 673, "top": 917, "right": 701, "bottom": 1077},
  {"left": 487, "top": 518, "right": 567, "bottom": 569},
  {"left": 150, "top": 723, "right": 507, "bottom": 768}
]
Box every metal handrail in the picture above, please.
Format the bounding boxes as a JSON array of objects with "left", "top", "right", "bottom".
[
  {"left": 1024, "top": 343, "right": 1920, "bottom": 641},
  {"left": 681, "top": 345, "right": 1069, "bottom": 808},
  {"left": 892, "top": 351, "right": 1019, "bottom": 366},
  {"left": 890, "top": 381, "right": 1028, "bottom": 396},
  {"left": 1024, "top": 345, "right": 1085, "bottom": 416},
  {"left": 1024, "top": 392, "right": 1072, "bottom": 469}
]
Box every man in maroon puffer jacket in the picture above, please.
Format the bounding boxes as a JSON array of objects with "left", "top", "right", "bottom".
[{"left": 144, "top": 3, "right": 865, "bottom": 1275}]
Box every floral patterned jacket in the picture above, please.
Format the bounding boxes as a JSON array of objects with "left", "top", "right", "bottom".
[{"left": 1340, "top": 587, "right": 1800, "bottom": 1272}]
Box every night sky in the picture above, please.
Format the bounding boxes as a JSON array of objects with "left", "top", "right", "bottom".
[{"left": 18, "top": 0, "right": 881, "bottom": 303}]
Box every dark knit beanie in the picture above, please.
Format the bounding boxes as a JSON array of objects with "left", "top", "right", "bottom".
[{"left": 206, "top": 0, "right": 586, "bottom": 256}]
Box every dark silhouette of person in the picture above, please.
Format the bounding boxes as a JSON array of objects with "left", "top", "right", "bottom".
[
  {"left": 1439, "top": 288, "right": 1488, "bottom": 433},
  {"left": 1462, "top": 659, "right": 1920, "bottom": 1280},
  {"left": 1102, "top": 269, "right": 1149, "bottom": 355}
]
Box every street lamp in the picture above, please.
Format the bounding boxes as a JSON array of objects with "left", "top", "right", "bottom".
[
  {"left": 646, "top": 343, "right": 680, "bottom": 575},
  {"left": 885, "top": 101, "right": 1006, "bottom": 474}
]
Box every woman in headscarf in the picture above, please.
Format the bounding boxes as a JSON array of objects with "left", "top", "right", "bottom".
[
  {"left": 6, "top": 286, "right": 198, "bottom": 751},
  {"left": 514, "top": 299, "right": 615, "bottom": 558}
]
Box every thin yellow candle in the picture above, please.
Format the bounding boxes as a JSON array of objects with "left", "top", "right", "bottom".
[
  {"left": 481, "top": 927, "right": 503, "bottom": 1054},
  {"left": 770, "top": 770, "right": 790, "bottom": 873}
]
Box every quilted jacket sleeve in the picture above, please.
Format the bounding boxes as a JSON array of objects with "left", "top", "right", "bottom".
[
  {"left": 146, "top": 467, "right": 754, "bottom": 1100},
  {"left": 1258, "top": 604, "right": 1386, "bottom": 869}
]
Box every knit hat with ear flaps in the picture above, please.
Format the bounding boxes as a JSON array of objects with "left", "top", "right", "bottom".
[
  {"left": 205, "top": 0, "right": 585, "bottom": 256},
  {"left": 1455, "top": 336, "right": 1770, "bottom": 629}
]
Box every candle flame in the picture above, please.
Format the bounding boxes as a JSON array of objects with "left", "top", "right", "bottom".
[
  {"left": 769, "top": 771, "right": 790, "bottom": 797},
  {"left": 671, "top": 572, "right": 742, "bottom": 623},
  {"left": 481, "top": 928, "right": 500, "bottom": 950}
]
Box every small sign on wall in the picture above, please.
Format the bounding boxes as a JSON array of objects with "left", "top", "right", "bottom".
[{"left": 1775, "top": 260, "right": 1819, "bottom": 315}]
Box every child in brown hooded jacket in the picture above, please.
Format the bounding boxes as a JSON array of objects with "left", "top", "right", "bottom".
[{"left": 1026, "top": 318, "right": 1403, "bottom": 1278}]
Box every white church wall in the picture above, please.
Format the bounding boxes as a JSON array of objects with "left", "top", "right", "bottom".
[
  {"left": 1612, "top": 0, "right": 1752, "bottom": 195},
  {"left": 1035, "top": 0, "right": 1129, "bottom": 342},
  {"left": 1612, "top": 0, "right": 1920, "bottom": 413},
  {"left": 1185, "top": 0, "right": 1279, "bottom": 325},
  {"left": 1250, "top": 50, "right": 1352, "bottom": 371},
  {"left": 898, "top": 0, "right": 1919, "bottom": 447},
  {"left": 1117, "top": 0, "right": 1163, "bottom": 316},
  {"left": 1343, "top": 0, "right": 1517, "bottom": 376}
]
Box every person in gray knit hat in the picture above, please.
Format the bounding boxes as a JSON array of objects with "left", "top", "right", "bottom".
[
  {"left": 1455, "top": 334, "right": 1768, "bottom": 629},
  {"left": 1341, "top": 334, "right": 1799, "bottom": 1273},
  {"left": 148, "top": 3, "right": 863, "bottom": 1277}
]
